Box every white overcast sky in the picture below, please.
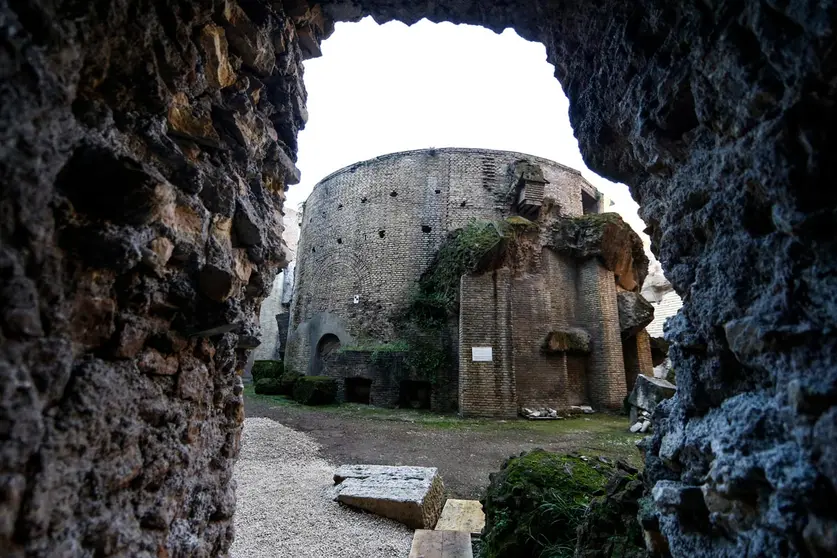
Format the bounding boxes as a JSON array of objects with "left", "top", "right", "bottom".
[{"left": 289, "top": 17, "right": 653, "bottom": 259}]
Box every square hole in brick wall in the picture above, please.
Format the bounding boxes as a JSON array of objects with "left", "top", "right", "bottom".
[
  {"left": 399, "top": 380, "right": 431, "bottom": 409},
  {"left": 345, "top": 377, "right": 372, "bottom": 404}
]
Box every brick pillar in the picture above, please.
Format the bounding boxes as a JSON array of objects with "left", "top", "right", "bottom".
[
  {"left": 577, "top": 259, "right": 627, "bottom": 409},
  {"left": 458, "top": 270, "right": 517, "bottom": 418}
]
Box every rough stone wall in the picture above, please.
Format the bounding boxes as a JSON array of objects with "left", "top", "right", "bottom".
[
  {"left": 3, "top": 0, "right": 834, "bottom": 556},
  {"left": 458, "top": 270, "right": 517, "bottom": 418},
  {"left": 286, "top": 147, "right": 595, "bottom": 374},
  {"left": 0, "top": 0, "right": 322, "bottom": 555}
]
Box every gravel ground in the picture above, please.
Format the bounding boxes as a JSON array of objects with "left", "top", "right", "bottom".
[{"left": 231, "top": 417, "right": 414, "bottom": 558}]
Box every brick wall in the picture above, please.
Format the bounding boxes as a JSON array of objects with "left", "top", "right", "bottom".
[
  {"left": 623, "top": 329, "right": 654, "bottom": 391},
  {"left": 458, "top": 270, "right": 517, "bottom": 418},
  {"left": 321, "top": 351, "right": 406, "bottom": 407},
  {"left": 577, "top": 259, "right": 628, "bottom": 408}
]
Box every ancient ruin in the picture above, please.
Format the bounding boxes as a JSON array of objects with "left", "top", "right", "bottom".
[
  {"left": 285, "top": 148, "right": 654, "bottom": 416},
  {"left": 2, "top": 1, "right": 834, "bottom": 557}
]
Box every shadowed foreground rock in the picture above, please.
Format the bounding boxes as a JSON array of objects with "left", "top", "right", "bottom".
[{"left": 1, "top": 0, "right": 834, "bottom": 556}]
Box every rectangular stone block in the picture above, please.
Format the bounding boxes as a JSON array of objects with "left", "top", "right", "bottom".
[
  {"left": 434, "top": 499, "right": 485, "bottom": 535},
  {"left": 409, "top": 530, "right": 473, "bottom": 558},
  {"left": 333, "top": 465, "right": 444, "bottom": 529}
]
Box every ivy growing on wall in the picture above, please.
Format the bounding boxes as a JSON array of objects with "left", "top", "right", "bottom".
[{"left": 399, "top": 218, "right": 517, "bottom": 383}]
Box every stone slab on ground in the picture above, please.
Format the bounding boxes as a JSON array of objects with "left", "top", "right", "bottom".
[
  {"left": 409, "top": 530, "right": 473, "bottom": 558},
  {"left": 333, "top": 465, "right": 445, "bottom": 529},
  {"left": 434, "top": 500, "right": 485, "bottom": 535}
]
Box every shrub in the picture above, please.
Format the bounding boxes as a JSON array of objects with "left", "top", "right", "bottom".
[
  {"left": 254, "top": 378, "right": 282, "bottom": 395},
  {"left": 278, "top": 370, "right": 302, "bottom": 396},
  {"left": 480, "top": 450, "right": 613, "bottom": 558},
  {"left": 292, "top": 376, "right": 338, "bottom": 405},
  {"left": 252, "top": 360, "right": 284, "bottom": 383}
]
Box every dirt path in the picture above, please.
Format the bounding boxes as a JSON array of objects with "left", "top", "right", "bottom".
[{"left": 245, "top": 393, "right": 639, "bottom": 499}]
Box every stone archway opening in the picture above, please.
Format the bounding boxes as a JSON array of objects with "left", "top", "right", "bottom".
[
  {"left": 314, "top": 333, "right": 341, "bottom": 374},
  {"left": 1, "top": 1, "right": 833, "bottom": 557}
]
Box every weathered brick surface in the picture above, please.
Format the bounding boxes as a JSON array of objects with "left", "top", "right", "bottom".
[
  {"left": 458, "top": 270, "right": 517, "bottom": 418},
  {"left": 623, "top": 328, "right": 655, "bottom": 392},
  {"left": 577, "top": 259, "right": 628, "bottom": 408},
  {"left": 287, "top": 148, "right": 595, "bottom": 394}
]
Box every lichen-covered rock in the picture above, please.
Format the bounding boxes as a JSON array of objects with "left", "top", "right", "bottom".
[
  {"left": 574, "top": 465, "right": 647, "bottom": 558},
  {"left": 292, "top": 375, "right": 337, "bottom": 405},
  {"left": 481, "top": 450, "right": 613, "bottom": 558}
]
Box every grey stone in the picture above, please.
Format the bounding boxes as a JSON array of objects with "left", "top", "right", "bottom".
[
  {"left": 617, "top": 291, "right": 655, "bottom": 340},
  {"left": 333, "top": 465, "right": 445, "bottom": 529},
  {"left": 629, "top": 375, "right": 676, "bottom": 416}
]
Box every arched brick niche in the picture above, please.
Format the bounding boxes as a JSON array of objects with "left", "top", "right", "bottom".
[{"left": 0, "top": 1, "right": 834, "bottom": 557}]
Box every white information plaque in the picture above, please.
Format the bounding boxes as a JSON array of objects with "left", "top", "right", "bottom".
[{"left": 471, "top": 346, "right": 493, "bottom": 362}]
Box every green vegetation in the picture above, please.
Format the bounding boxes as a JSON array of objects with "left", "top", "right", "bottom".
[
  {"left": 481, "top": 450, "right": 614, "bottom": 558},
  {"left": 278, "top": 370, "right": 303, "bottom": 396},
  {"left": 338, "top": 340, "right": 410, "bottom": 366},
  {"left": 292, "top": 376, "right": 338, "bottom": 405},
  {"left": 254, "top": 377, "right": 282, "bottom": 395},
  {"left": 414, "top": 219, "right": 507, "bottom": 314},
  {"left": 574, "top": 469, "right": 646, "bottom": 558},
  {"left": 251, "top": 360, "right": 284, "bottom": 383},
  {"left": 245, "top": 384, "right": 642, "bottom": 464}
]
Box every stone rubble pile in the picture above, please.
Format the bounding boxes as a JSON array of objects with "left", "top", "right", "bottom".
[
  {"left": 520, "top": 405, "right": 595, "bottom": 419},
  {"left": 628, "top": 375, "right": 676, "bottom": 433}
]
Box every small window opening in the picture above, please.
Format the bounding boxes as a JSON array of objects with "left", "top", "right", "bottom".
[
  {"left": 434, "top": 189, "right": 441, "bottom": 194},
  {"left": 390, "top": 191, "right": 398, "bottom": 197},
  {"left": 378, "top": 230, "right": 385, "bottom": 238},
  {"left": 311, "top": 247, "right": 316, "bottom": 253},
  {"left": 337, "top": 238, "right": 342, "bottom": 244},
  {"left": 460, "top": 200, "right": 466, "bottom": 207},
  {"left": 338, "top": 203, "right": 343, "bottom": 210},
  {"left": 345, "top": 377, "right": 372, "bottom": 405},
  {"left": 421, "top": 225, "right": 432, "bottom": 233},
  {"left": 582, "top": 190, "right": 599, "bottom": 215},
  {"left": 399, "top": 380, "right": 431, "bottom": 410},
  {"left": 361, "top": 197, "right": 368, "bottom": 203}
]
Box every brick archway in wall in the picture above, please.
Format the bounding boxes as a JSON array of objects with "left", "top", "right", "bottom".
[{"left": 1, "top": 1, "right": 834, "bottom": 557}]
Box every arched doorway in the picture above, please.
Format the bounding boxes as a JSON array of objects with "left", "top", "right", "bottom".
[{"left": 313, "top": 333, "right": 341, "bottom": 375}]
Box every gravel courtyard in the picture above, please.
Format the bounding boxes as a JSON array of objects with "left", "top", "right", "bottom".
[
  {"left": 231, "top": 418, "right": 413, "bottom": 558},
  {"left": 243, "top": 387, "right": 642, "bottom": 499}
]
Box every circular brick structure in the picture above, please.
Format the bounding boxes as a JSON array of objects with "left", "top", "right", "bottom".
[{"left": 285, "top": 148, "right": 602, "bottom": 400}]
